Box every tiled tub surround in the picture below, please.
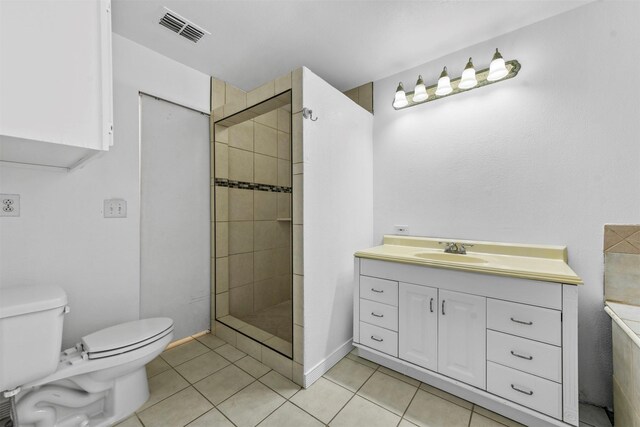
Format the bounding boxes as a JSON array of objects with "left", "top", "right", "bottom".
[
  {"left": 212, "top": 81, "right": 294, "bottom": 357},
  {"left": 603, "top": 224, "right": 640, "bottom": 426},
  {"left": 604, "top": 224, "right": 640, "bottom": 305},
  {"left": 353, "top": 235, "right": 582, "bottom": 427},
  {"left": 605, "top": 303, "right": 640, "bottom": 427}
]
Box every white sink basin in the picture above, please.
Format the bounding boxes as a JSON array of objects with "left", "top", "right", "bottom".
[{"left": 414, "top": 252, "right": 488, "bottom": 264}]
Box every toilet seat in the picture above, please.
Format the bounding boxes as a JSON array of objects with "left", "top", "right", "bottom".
[
  {"left": 23, "top": 318, "right": 174, "bottom": 389},
  {"left": 81, "top": 318, "right": 173, "bottom": 360}
]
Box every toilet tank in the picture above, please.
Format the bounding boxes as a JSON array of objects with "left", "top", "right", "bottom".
[{"left": 0, "top": 285, "right": 67, "bottom": 392}]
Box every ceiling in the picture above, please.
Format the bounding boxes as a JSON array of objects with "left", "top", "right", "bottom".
[{"left": 112, "top": 0, "right": 589, "bottom": 92}]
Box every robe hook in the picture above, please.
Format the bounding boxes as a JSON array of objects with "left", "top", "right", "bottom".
[{"left": 302, "top": 107, "right": 318, "bottom": 121}]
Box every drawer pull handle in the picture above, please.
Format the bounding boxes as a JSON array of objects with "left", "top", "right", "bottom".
[
  {"left": 511, "top": 384, "right": 534, "bottom": 396},
  {"left": 510, "top": 350, "right": 533, "bottom": 361},
  {"left": 430, "top": 298, "right": 434, "bottom": 313},
  {"left": 442, "top": 300, "right": 446, "bottom": 315},
  {"left": 371, "top": 312, "right": 384, "bottom": 318},
  {"left": 370, "top": 335, "right": 384, "bottom": 342},
  {"left": 510, "top": 317, "right": 533, "bottom": 326},
  {"left": 371, "top": 288, "right": 384, "bottom": 293}
]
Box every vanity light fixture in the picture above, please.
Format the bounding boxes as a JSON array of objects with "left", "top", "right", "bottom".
[
  {"left": 487, "top": 48, "right": 508, "bottom": 81},
  {"left": 393, "top": 82, "right": 409, "bottom": 108},
  {"left": 412, "top": 75, "right": 428, "bottom": 102},
  {"left": 392, "top": 49, "right": 521, "bottom": 110},
  {"left": 435, "top": 67, "right": 453, "bottom": 96},
  {"left": 458, "top": 58, "right": 477, "bottom": 90}
]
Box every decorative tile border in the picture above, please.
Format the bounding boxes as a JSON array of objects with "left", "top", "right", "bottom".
[
  {"left": 604, "top": 225, "right": 640, "bottom": 254},
  {"left": 214, "top": 178, "right": 292, "bottom": 194}
]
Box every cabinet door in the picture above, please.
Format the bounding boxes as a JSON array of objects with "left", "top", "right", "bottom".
[
  {"left": 399, "top": 282, "right": 438, "bottom": 371},
  {"left": 438, "top": 289, "right": 486, "bottom": 389},
  {"left": 0, "top": 0, "right": 113, "bottom": 169}
]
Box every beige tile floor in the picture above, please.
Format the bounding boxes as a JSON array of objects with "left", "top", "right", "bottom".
[{"left": 113, "top": 334, "right": 612, "bottom": 427}]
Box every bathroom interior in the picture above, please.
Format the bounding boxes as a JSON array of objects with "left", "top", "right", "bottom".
[{"left": 0, "top": 1, "right": 639, "bottom": 427}]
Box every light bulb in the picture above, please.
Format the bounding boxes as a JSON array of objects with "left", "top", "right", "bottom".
[
  {"left": 458, "top": 58, "right": 477, "bottom": 90},
  {"left": 487, "top": 48, "right": 508, "bottom": 81},
  {"left": 393, "top": 82, "right": 408, "bottom": 108},
  {"left": 412, "top": 75, "right": 428, "bottom": 102},
  {"left": 435, "top": 67, "right": 453, "bottom": 96}
]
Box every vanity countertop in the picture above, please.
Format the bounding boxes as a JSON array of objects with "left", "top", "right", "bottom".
[
  {"left": 355, "top": 235, "right": 583, "bottom": 285},
  {"left": 605, "top": 301, "right": 640, "bottom": 347}
]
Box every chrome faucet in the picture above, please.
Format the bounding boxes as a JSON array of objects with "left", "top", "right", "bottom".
[{"left": 439, "top": 241, "right": 473, "bottom": 254}]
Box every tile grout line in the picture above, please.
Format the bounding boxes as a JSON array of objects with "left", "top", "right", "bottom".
[
  {"left": 323, "top": 360, "right": 382, "bottom": 425},
  {"left": 397, "top": 384, "right": 419, "bottom": 426}
]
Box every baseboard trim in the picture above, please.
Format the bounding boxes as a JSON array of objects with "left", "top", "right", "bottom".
[{"left": 303, "top": 339, "right": 353, "bottom": 387}]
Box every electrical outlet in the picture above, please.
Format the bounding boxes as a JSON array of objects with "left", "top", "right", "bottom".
[
  {"left": 104, "top": 199, "right": 127, "bottom": 218},
  {"left": 0, "top": 194, "right": 20, "bottom": 217},
  {"left": 394, "top": 224, "right": 410, "bottom": 235}
]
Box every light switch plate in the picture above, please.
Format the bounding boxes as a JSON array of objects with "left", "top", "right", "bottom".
[
  {"left": 104, "top": 199, "right": 127, "bottom": 218},
  {"left": 0, "top": 194, "right": 20, "bottom": 217}
]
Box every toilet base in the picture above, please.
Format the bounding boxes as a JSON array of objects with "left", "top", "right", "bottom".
[{"left": 16, "top": 367, "right": 149, "bottom": 427}]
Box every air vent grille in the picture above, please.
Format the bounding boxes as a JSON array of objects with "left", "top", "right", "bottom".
[
  {"left": 0, "top": 396, "right": 10, "bottom": 424},
  {"left": 158, "top": 8, "right": 209, "bottom": 43}
]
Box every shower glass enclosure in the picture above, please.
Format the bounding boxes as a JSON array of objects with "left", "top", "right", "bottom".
[{"left": 213, "top": 91, "right": 293, "bottom": 357}]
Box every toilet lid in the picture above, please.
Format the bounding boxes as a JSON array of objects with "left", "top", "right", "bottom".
[{"left": 81, "top": 317, "right": 173, "bottom": 360}]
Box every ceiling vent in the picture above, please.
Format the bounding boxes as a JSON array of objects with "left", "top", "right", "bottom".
[{"left": 158, "top": 7, "right": 210, "bottom": 43}]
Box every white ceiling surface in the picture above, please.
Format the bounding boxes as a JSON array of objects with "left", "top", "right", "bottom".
[{"left": 112, "top": 1, "right": 589, "bottom": 92}]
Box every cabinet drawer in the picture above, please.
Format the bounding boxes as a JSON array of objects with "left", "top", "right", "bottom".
[
  {"left": 487, "top": 362, "right": 562, "bottom": 419},
  {"left": 360, "top": 322, "right": 398, "bottom": 357},
  {"left": 360, "top": 299, "right": 398, "bottom": 331},
  {"left": 360, "top": 276, "right": 398, "bottom": 306},
  {"left": 487, "top": 330, "right": 561, "bottom": 383},
  {"left": 487, "top": 299, "right": 561, "bottom": 346}
]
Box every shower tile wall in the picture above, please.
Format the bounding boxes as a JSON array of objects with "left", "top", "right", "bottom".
[
  {"left": 343, "top": 82, "right": 374, "bottom": 113},
  {"left": 214, "top": 105, "right": 291, "bottom": 322},
  {"left": 211, "top": 71, "right": 304, "bottom": 385}
]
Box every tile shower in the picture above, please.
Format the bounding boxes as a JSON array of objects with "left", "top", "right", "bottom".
[
  {"left": 212, "top": 90, "right": 294, "bottom": 357},
  {"left": 209, "top": 67, "right": 374, "bottom": 387}
]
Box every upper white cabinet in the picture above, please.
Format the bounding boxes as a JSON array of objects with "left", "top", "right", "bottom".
[{"left": 0, "top": 0, "right": 113, "bottom": 170}]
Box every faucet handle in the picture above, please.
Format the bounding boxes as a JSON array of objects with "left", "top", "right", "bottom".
[
  {"left": 438, "top": 241, "right": 457, "bottom": 253},
  {"left": 458, "top": 243, "right": 474, "bottom": 254}
]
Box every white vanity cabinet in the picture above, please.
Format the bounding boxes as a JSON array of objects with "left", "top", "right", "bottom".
[
  {"left": 398, "top": 284, "right": 486, "bottom": 388},
  {"left": 398, "top": 282, "right": 437, "bottom": 370},
  {"left": 353, "top": 257, "right": 580, "bottom": 427},
  {"left": 0, "top": 0, "right": 113, "bottom": 170},
  {"left": 437, "top": 289, "right": 486, "bottom": 389}
]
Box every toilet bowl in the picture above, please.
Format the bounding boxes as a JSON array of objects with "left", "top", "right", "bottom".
[{"left": 0, "top": 285, "right": 174, "bottom": 427}]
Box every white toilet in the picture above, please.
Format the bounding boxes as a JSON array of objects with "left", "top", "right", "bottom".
[{"left": 0, "top": 285, "right": 174, "bottom": 427}]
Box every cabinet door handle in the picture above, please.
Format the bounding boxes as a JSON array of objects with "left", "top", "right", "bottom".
[
  {"left": 371, "top": 288, "right": 384, "bottom": 293},
  {"left": 510, "top": 317, "right": 533, "bottom": 326},
  {"left": 442, "top": 300, "right": 446, "bottom": 315},
  {"left": 510, "top": 350, "right": 533, "bottom": 361},
  {"left": 370, "top": 335, "right": 384, "bottom": 342},
  {"left": 371, "top": 312, "right": 384, "bottom": 318},
  {"left": 511, "top": 384, "right": 534, "bottom": 396},
  {"left": 429, "top": 298, "right": 434, "bottom": 313}
]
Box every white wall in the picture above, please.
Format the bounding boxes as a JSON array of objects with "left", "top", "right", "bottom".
[
  {"left": 302, "top": 68, "right": 374, "bottom": 373},
  {"left": 0, "top": 34, "right": 210, "bottom": 348},
  {"left": 372, "top": 2, "right": 640, "bottom": 407}
]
